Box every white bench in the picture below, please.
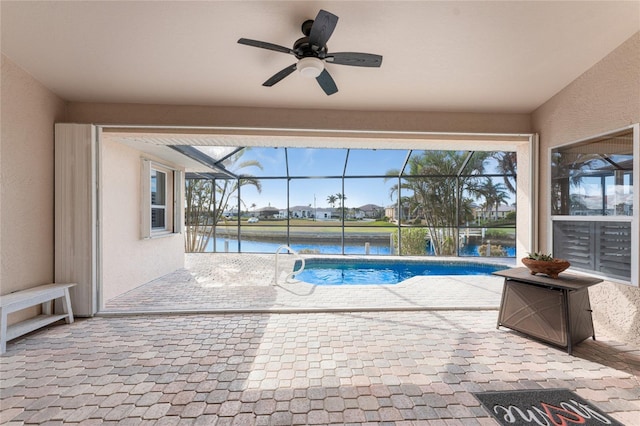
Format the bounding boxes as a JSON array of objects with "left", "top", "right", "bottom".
[{"left": 0, "top": 283, "right": 75, "bottom": 354}]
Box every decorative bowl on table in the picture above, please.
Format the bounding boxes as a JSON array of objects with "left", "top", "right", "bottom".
[{"left": 521, "top": 254, "right": 570, "bottom": 279}]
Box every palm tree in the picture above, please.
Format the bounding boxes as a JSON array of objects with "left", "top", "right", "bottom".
[
  {"left": 185, "top": 151, "right": 263, "bottom": 252},
  {"left": 335, "top": 193, "right": 348, "bottom": 220},
  {"left": 386, "top": 150, "right": 488, "bottom": 255},
  {"left": 326, "top": 194, "right": 338, "bottom": 208},
  {"left": 492, "top": 152, "right": 517, "bottom": 194},
  {"left": 551, "top": 151, "right": 601, "bottom": 215},
  {"left": 479, "top": 179, "right": 510, "bottom": 222}
]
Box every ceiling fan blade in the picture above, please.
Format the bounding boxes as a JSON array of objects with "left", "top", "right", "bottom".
[
  {"left": 238, "top": 38, "right": 294, "bottom": 55},
  {"left": 263, "top": 63, "right": 297, "bottom": 87},
  {"left": 327, "top": 52, "right": 383, "bottom": 67},
  {"left": 309, "top": 10, "right": 338, "bottom": 48},
  {"left": 316, "top": 69, "right": 338, "bottom": 95}
]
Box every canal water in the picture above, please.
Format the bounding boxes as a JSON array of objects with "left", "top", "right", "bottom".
[{"left": 205, "top": 237, "right": 516, "bottom": 257}]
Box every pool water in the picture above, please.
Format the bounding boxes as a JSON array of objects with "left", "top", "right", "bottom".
[{"left": 293, "top": 259, "right": 510, "bottom": 285}]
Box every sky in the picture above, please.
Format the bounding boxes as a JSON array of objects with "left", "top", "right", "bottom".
[
  {"left": 229, "top": 147, "right": 407, "bottom": 210},
  {"left": 211, "top": 147, "right": 515, "bottom": 212}
]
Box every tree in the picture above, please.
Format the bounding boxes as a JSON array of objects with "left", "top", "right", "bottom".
[
  {"left": 551, "top": 151, "right": 601, "bottom": 215},
  {"left": 185, "top": 152, "right": 262, "bottom": 252},
  {"left": 385, "top": 151, "right": 488, "bottom": 256},
  {"left": 326, "top": 194, "right": 338, "bottom": 208},
  {"left": 479, "top": 179, "right": 510, "bottom": 222},
  {"left": 334, "top": 193, "right": 348, "bottom": 219},
  {"left": 492, "top": 152, "right": 517, "bottom": 194}
]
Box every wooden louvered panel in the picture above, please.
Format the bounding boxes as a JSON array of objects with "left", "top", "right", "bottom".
[
  {"left": 596, "top": 222, "right": 631, "bottom": 280},
  {"left": 553, "top": 220, "right": 631, "bottom": 281},
  {"left": 553, "top": 222, "right": 593, "bottom": 269}
]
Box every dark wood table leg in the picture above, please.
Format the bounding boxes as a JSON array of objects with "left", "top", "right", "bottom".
[
  {"left": 562, "top": 288, "right": 572, "bottom": 355},
  {"left": 497, "top": 278, "right": 508, "bottom": 329}
]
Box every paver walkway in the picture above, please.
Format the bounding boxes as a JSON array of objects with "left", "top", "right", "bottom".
[
  {"left": 1, "top": 311, "right": 638, "bottom": 425},
  {"left": 103, "top": 254, "right": 510, "bottom": 313}
]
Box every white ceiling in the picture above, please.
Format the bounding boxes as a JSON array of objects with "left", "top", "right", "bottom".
[{"left": 2, "top": 1, "right": 639, "bottom": 114}]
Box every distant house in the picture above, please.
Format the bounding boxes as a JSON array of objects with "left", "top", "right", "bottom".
[
  {"left": 315, "top": 209, "right": 334, "bottom": 220},
  {"left": 256, "top": 205, "right": 280, "bottom": 219},
  {"left": 357, "top": 204, "right": 383, "bottom": 219},
  {"left": 277, "top": 206, "right": 335, "bottom": 220},
  {"left": 289, "top": 205, "right": 313, "bottom": 219},
  {"left": 474, "top": 204, "right": 516, "bottom": 222},
  {"left": 385, "top": 204, "right": 412, "bottom": 222},
  {"left": 223, "top": 207, "right": 239, "bottom": 218}
]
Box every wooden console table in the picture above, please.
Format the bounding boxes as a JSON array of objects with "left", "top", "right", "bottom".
[{"left": 493, "top": 267, "right": 602, "bottom": 354}]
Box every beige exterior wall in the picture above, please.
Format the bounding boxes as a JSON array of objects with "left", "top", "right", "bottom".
[
  {"left": 101, "top": 138, "right": 184, "bottom": 304},
  {"left": 532, "top": 32, "right": 640, "bottom": 345},
  {"left": 67, "top": 103, "right": 532, "bottom": 135},
  {"left": 0, "top": 55, "right": 66, "bottom": 321}
]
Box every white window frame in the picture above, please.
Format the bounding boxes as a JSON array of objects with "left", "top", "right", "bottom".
[
  {"left": 549, "top": 123, "right": 639, "bottom": 286},
  {"left": 151, "top": 168, "right": 168, "bottom": 231},
  {"left": 141, "top": 159, "right": 183, "bottom": 239}
]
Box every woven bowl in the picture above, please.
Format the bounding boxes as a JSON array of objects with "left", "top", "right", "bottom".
[{"left": 521, "top": 257, "right": 570, "bottom": 279}]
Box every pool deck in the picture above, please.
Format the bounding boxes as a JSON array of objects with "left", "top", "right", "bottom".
[
  {"left": 102, "top": 254, "right": 515, "bottom": 314},
  {"left": 2, "top": 254, "right": 638, "bottom": 425}
]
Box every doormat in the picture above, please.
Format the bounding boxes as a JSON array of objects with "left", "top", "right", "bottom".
[{"left": 473, "top": 388, "right": 624, "bottom": 426}]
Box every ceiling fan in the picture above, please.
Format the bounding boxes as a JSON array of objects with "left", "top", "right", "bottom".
[{"left": 238, "top": 9, "right": 383, "bottom": 96}]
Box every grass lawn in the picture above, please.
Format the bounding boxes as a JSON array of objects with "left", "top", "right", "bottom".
[
  {"left": 216, "top": 219, "right": 395, "bottom": 234},
  {"left": 212, "top": 219, "right": 515, "bottom": 237}
]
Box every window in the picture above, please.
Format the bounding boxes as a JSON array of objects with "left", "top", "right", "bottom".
[
  {"left": 142, "top": 160, "right": 183, "bottom": 238},
  {"left": 551, "top": 125, "right": 638, "bottom": 285},
  {"left": 151, "top": 169, "right": 167, "bottom": 230}
]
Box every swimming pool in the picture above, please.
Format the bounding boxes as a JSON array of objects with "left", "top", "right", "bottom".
[{"left": 293, "top": 258, "right": 511, "bottom": 285}]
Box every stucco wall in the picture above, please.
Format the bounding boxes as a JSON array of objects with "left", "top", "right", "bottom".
[
  {"left": 0, "top": 54, "right": 66, "bottom": 303},
  {"left": 532, "top": 32, "right": 640, "bottom": 345},
  {"left": 66, "top": 103, "right": 532, "bottom": 135},
  {"left": 101, "top": 138, "right": 184, "bottom": 304}
]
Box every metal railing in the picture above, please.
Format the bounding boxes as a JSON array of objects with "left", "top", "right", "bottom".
[{"left": 274, "top": 245, "right": 305, "bottom": 284}]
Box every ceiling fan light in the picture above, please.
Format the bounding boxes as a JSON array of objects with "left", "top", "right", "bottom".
[{"left": 297, "top": 57, "right": 324, "bottom": 78}]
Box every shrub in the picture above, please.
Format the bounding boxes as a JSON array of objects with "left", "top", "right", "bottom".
[
  {"left": 393, "top": 228, "right": 427, "bottom": 255},
  {"left": 477, "top": 244, "right": 507, "bottom": 257},
  {"left": 484, "top": 229, "right": 510, "bottom": 239},
  {"left": 298, "top": 248, "right": 320, "bottom": 254}
]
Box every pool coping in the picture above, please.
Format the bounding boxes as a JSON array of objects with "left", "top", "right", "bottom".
[
  {"left": 102, "top": 253, "right": 511, "bottom": 315},
  {"left": 289, "top": 254, "right": 516, "bottom": 286}
]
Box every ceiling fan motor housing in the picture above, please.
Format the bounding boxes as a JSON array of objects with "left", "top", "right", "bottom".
[
  {"left": 301, "top": 19, "right": 314, "bottom": 36},
  {"left": 293, "top": 37, "right": 327, "bottom": 58}
]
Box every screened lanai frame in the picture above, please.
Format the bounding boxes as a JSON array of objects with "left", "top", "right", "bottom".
[
  {"left": 101, "top": 126, "right": 538, "bottom": 260},
  {"left": 184, "top": 146, "right": 518, "bottom": 257}
]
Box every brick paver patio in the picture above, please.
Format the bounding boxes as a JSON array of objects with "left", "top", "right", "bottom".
[
  {"left": 102, "top": 254, "right": 511, "bottom": 313},
  {"left": 1, "top": 254, "right": 638, "bottom": 425}
]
